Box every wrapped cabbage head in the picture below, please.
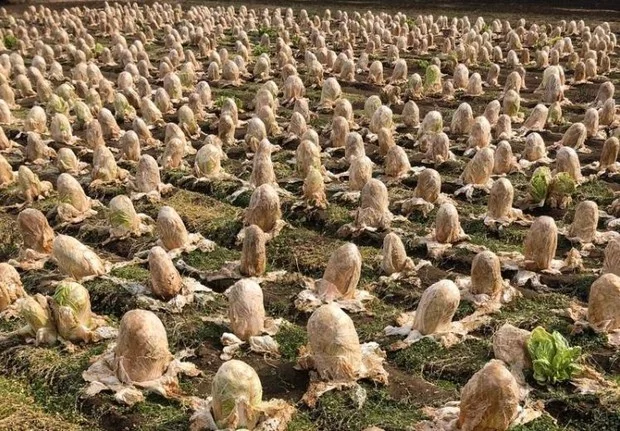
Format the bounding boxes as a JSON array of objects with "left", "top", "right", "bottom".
[
  {"left": 17, "top": 208, "right": 54, "bottom": 254},
  {"left": 114, "top": 309, "right": 173, "bottom": 383},
  {"left": 413, "top": 280, "right": 460, "bottom": 335},
  {"left": 49, "top": 281, "right": 97, "bottom": 343},
  {"left": 568, "top": 200, "right": 598, "bottom": 243},
  {"left": 157, "top": 206, "right": 189, "bottom": 251},
  {"left": 316, "top": 242, "right": 362, "bottom": 301},
  {"left": 227, "top": 279, "right": 266, "bottom": 341},
  {"left": 52, "top": 235, "right": 106, "bottom": 280},
  {"left": 212, "top": 360, "right": 263, "bottom": 430},
  {"left": 0, "top": 263, "right": 25, "bottom": 311},
  {"left": 523, "top": 216, "right": 557, "bottom": 271},
  {"left": 470, "top": 251, "right": 502, "bottom": 297},
  {"left": 603, "top": 238, "right": 620, "bottom": 277},
  {"left": 435, "top": 203, "right": 464, "bottom": 244},
  {"left": 149, "top": 246, "right": 183, "bottom": 301},
  {"left": 588, "top": 273, "right": 620, "bottom": 332},
  {"left": 19, "top": 294, "right": 57, "bottom": 345},
  {"left": 354, "top": 178, "right": 392, "bottom": 230},
  {"left": 381, "top": 232, "right": 414, "bottom": 275},
  {"left": 109, "top": 195, "right": 145, "bottom": 238},
  {"left": 240, "top": 224, "right": 267, "bottom": 277},
  {"left": 244, "top": 184, "right": 282, "bottom": 233},
  {"left": 413, "top": 169, "right": 441, "bottom": 203},
  {"left": 307, "top": 303, "right": 362, "bottom": 381},
  {"left": 458, "top": 360, "right": 520, "bottom": 431}
]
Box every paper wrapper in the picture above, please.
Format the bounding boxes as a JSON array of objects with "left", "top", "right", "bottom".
[
  {"left": 384, "top": 310, "right": 492, "bottom": 350},
  {"left": 331, "top": 190, "right": 362, "bottom": 204},
  {"left": 454, "top": 276, "right": 521, "bottom": 309},
  {"left": 177, "top": 259, "right": 286, "bottom": 285},
  {"left": 82, "top": 347, "right": 200, "bottom": 406},
  {"left": 188, "top": 395, "right": 295, "bottom": 431},
  {"left": 296, "top": 342, "right": 389, "bottom": 407},
  {"left": 416, "top": 400, "right": 545, "bottom": 431},
  {"left": 294, "top": 277, "right": 374, "bottom": 313},
  {"left": 570, "top": 365, "right": 620, "bottom": 400},
  {"left": 107, "top": 213, "right": 154, "bottom": 241},
  {"left": 108, "top": 275, "right": 215, "bottom": 313},
  {"left": 483, "top": 207, "right": 532, "bottom": 229},
  {"left": 156, "top": 233, "right": 216, "bottom": 260},
  {"left": 57, "top": 202, "right": 99, "bottom": 225},
  {"left": 396, "top": 194, "right": 452, "bottom": 218},
  {"left": 500, "top": 249, "right": 585, "bottom": 288},
  {"left": 454, "top": 180, "right": 494, "bottom": 200},
  {"left": 378, "top": 259, "right": 431, "bottom": 283},
  {"left": 417, "top": 237, "right": 478, "bottom": 260},
  {"left": 236, "top": 220, "right": 287, "bottom": 244},
  {"left": 9, "top": 249, "right": 50, "bottom": 271},
  {"left": 559, "top": 227, "right": 620, "bottom": 253},
  {"left": 558, "top": 302, "right": 620, "bottom": 348},
  {"left": 130, "top": 183, "right": 174, "bottom": 203},
  {"left": 213, "top": 316, "right": 283, "bottom": 360}
]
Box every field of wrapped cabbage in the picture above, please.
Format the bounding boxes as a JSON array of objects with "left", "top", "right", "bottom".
[{"left": 1, "top": 1, "right": 620, "bottom": 430}]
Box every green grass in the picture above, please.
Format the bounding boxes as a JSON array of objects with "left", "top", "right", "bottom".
[
  {"left": 462, "top": 219, "right": 527, "bottom": 253},
  {"left": 183, "top": 247, "right": 240, "bottom": 271},
  {"left": 0, "top": 376, "right": 89, "bottom": 431},
  {"left": 575, "top": 179, "right": 615, "bottom": 207},
  {"left": 0, "top": 345, "right": 104, "bottom": 428},
  {"left": 494, "top": 292, "right": 571, "bottom": 332},
  {"left": 306, "top": 387, "right": 422, "bottom": 431},
  {"left": 3, "top": 34, "right": 17, "bottom": 50},
  {"left": 110, "top": 265, "right": 149, "bottom": 283},
  {"left": 513, "top": 415, "right": 563, "bottom": 431},
  {"left": 393, "top": 338, "right": 492, "bottom": 385},
  {"left": 0, "top": 213, "right": 19, "bottom": 261},
  {"left": 275, "top": 322, "right": 307, "bottom": 362}
]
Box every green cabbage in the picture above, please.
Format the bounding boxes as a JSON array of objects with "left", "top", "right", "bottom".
[
  {"left": 528, "top": 166, "right": 552, "bottom": 204},
  {"left": 52, "top": 281, "right": 91, "bottom": 324},
  {"left": 527, "top": 326, "right": 581, "bottom": 384},
  {"left": 424, "top": 65, "right": 441, "bottom": 91},
  {"left": 550, "top": 172, "right": 576, "bottom": 196}
]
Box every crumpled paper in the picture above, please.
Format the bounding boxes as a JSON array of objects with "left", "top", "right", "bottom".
[
  {"left": 236, "top": 220, "right": 287, "bottom": 244},
  {"left": 188, "top": 395, "right": 295, "bottom": 431},
  {"left": 499, "top": 249, "right": 585, "bottom": 288},
  {"left": 558, "top": 302, "right": 620, "bottom": 348},
  {"left": 158, "top": 233, "right": 217, "bottom": 260},
  {"left": 417, "top": 236, "right": 477, "bottom": 260},
  {"left": 219, "top": 332, "right": 281, "bottom": 361},
  {"left": 454, "top": 179, "right": 494, "bottom": 200},
  {"left": 177, "top": 258, "right": 286, "bottom": 285},
  {"left": 82, "top": 347, "right": 201, "bottom": 406},
  {"left": 207, "top": 312, "right": 283, "bottom": 360},
  {"left": 483, "top": 207, "right": 532, "bottom": 229},
  {"left": 384, "top": 310, "right": 492, "bottom": 350},
  {"left": 296, "top": 342, "right": 389, "bottom": 407},
  {"left": 559, "top": 226, "right": 620, "bottom": 251},
  {"left": 107, "top": 275, "right": 215, "bottom": 313},
  {"left": 107, "top": 213, "right": 154, "bottom": 241},
  {"left": 9, "top": 248, "right": 50, "bottom": 270},
  {"left": 378, "top": 259, "right": 431, "bottom": 283},
  {"left": 396, "top": 194, "right": 452, "bottom": 218},
  {"left": 454, "top": 276, "right": 521, "bottom": 309},
  {"left": 129, "top": 182, "right": 174, "bottom": 202},
  {"left": 57, "top": 200, "right": 100, "bottom": 225},
  {"left": 336, "top": 213, "right": 404, "bottom": 238},
  {"left": 571, "top": 365, "right": 620, "bottom": 399},
  {"left": 294, "top": 277, "right": 375, "bottom": 313},
  {"left": 416, "top": 400, "right": 545, "bottom": 431}
]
